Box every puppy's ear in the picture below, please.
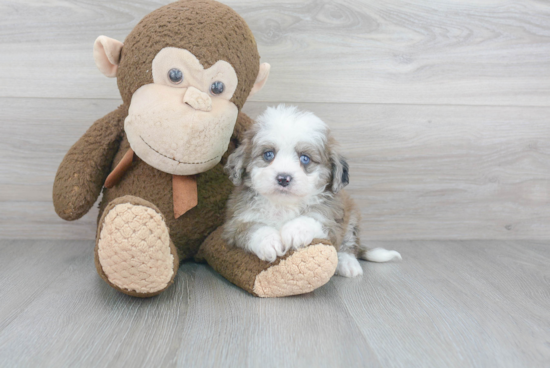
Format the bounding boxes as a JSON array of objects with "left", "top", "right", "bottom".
[
  {"left": 224, "top": 141, "right": 248, "bottom": 186},
  {"left": 330, "top": 151, "right": 350, "bottom": 193}
]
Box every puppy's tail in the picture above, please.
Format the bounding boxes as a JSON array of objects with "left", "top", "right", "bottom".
[{"left": 358, "top": 248, "right": 402, "bottom": 263}]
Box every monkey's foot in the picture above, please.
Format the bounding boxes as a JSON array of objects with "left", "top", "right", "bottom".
[
  {"left": 95, "top": 196, "right": 179, "bottom": 297},
  {"left": 253, "top": 242, "right": 337, "bottom": 297},
  {"left": 196, "top": 227, "right": 338, "bottom": 297}
]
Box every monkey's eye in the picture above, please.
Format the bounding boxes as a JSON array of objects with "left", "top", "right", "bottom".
[
  {"left": 300, "top": 155, "right": 310, "bottom": 165},
  {"left": 210, "top": 81, "right": 225, "bottom": 95},
  {"left": 263, "top": 151, "right": 275, "bottom": 161},
  {"left": 168, "top": 68, "right": 183, "bottom": 84}
]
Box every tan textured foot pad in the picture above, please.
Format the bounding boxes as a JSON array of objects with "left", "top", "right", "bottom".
[
  {"left": 253, "top": 243, "right": 338, "bottom": 297},
  {"left": 97, "top": 201, "right": 175, "bottom": 296}
]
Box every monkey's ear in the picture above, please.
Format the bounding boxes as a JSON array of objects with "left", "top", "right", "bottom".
[
  {"left": 93, "top": 36, "right": 123, "bottom": 78},
  {"left": 248, "top": 63, "right": 271, "bottom": 98}
]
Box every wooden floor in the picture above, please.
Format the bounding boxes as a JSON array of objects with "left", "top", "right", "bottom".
[
  {"left": 1, "top": 0, "right": 550, "bottom": 367},
  {"left": 0, "top": 239, "right": 548, "bottom": 368}
]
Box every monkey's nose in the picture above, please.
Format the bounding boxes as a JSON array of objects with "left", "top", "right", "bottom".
[
  {"left": 182, "top": 86, "right": 212, "bottom": 112},
  {"left": 276, "top": 174, "right": 292, "bottom": 187}
]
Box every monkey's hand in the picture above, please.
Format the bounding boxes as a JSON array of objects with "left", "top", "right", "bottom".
[{"left": 53, "top": 105, "right": 127, "bottom": 221}]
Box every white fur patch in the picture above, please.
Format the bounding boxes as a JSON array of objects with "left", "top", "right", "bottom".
[
  {"left": 248, "top": 105, "right": 330, "bottom": 201},
  {"left": 255, "top": 105, "right": 328, "bottom": 146},
  {"left": 234, "top": 195, "right": 303, "bottom": 229},
  {"left": 248, "top": 226, "right": 285, "bottom": 262},
  {"left": 363, "top": 248, "right": 402, "bottom": 262},
  {"left": 280, "top": 216, "right": 327, "bottom": 250},
  {"left": 335, "top": 252, "right": 363, "bottom": 278}
]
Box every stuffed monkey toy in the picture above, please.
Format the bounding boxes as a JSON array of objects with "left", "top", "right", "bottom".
[{"left": 53, "top": 0, "right": 338, "bottom": 298}]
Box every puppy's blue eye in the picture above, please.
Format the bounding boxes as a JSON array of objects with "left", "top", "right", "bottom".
[
  {"left": 300, "top": 155, "right": 310, "bottom": 165},
  {"left": 263, "top": 151, "right": 275, "bottom": 161}
]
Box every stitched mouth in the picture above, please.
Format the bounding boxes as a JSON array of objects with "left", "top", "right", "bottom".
[{"left": 140, "top": 136, "right": 219, "bottom": 165}]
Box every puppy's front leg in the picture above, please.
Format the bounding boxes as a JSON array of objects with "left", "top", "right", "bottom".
[
  {"left": 248, "top": 226, "right": 286, "bottom": 262},
  {"left": 224, "top": 220, "right": 287, "bottom": 262},
  {"left": 335, "top": 252, "right": 363, "bottom": 278},
  {"left": 280, "top": 216, "right": 328, "bottom": 251}
]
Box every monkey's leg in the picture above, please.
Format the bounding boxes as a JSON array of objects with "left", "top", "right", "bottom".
[
  {"left": 95, "top": 195, "right": 179, "bottom": 297},
  {"left": 195, "top": 227, "right": 338, "bottom": 297}
]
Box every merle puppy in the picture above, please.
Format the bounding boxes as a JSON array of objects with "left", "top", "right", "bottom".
[{"left": 223, "top": 105, "right": 401, "bottom": 277}]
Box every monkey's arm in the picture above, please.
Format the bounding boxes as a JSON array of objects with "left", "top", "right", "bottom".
[{"left": 53, "top": 105, "right": 128, "bottom": 221}]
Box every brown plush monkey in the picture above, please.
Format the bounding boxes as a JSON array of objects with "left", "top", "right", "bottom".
[{"left": 53, "top": 0, "right": 337, "bottom": 298}]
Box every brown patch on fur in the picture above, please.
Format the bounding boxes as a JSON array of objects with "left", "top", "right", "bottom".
[{"left": 331, "top": 190, "right": 362, "bottom": 256}]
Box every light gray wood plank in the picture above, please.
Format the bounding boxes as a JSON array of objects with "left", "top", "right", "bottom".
[
  {"left": 0, "top": 240, "right": 89, "bottom": 331},
  {"left": 174, "top": 265, "right": 380, "bottom": 367},
  {"left": 0, "top": 201, "right": 98, "bottom": 240},
  {"left": 0, "top": 239, "right": 548, "bottom": 367},
  {"left": 1, "top": 98, "right": 549, "bottom": 240},
  {"left": 0, "top": 0, "right": 549, "bottom": 106},
  {"left": 0, "top": 240, "right": 194, "bottom": 368},
  {"left": 333, "top": 239, "right": 550, "bottom": 368},
  {"left": 0, "top": 97, "right": 121, "bottom": 194}
]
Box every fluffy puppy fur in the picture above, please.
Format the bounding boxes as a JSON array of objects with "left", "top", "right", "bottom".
[{"left": 223, "top": 105, "right": 401, "bottom": 277}]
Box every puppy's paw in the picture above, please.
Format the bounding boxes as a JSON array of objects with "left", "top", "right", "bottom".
[
  {"left": 280, "top": 216, "right": 327, "bottom": 250},
  {"left": 248, "top": 226, "right": 285, "bottom": 262},
  {"left": 335, "top": 252, "right": 363, "bottom": 278}
]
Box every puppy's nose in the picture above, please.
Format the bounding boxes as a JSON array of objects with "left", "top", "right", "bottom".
[{"left": 276, "top": 174, "right": 292, "bottom": 187}]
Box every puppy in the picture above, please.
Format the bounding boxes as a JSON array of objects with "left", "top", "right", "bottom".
[{"left": 223, "top": 105, "right": 401, "bottom": 277}]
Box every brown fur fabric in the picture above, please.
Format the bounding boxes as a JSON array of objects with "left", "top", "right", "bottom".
[
  {"left": 99, "top": 138, "right": 231, "bottom": 261},
  {"left": 117, "top": 0, "right": 259, "bottom": 110},
  {"left": 53, "top": 105, "right": 128, "bottom": 221},
  {"left": 196, "top": 227, "right": 288, "bottom": 294},
  {"left": 93, "top": 111, "right": 252, "bottom": 261}
]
